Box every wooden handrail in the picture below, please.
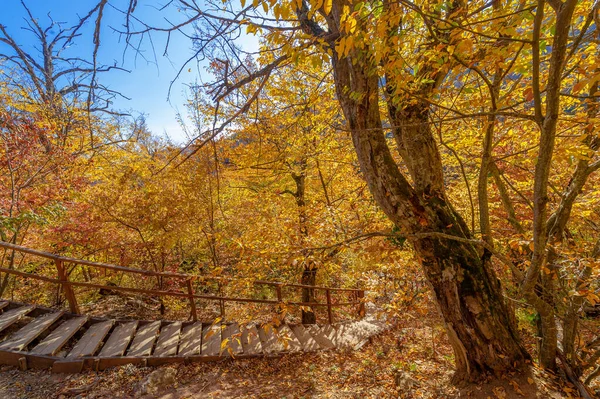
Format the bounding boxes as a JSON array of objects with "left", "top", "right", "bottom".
[
  {"left": 0, "top": 241, "right": 362, "bottom": 293},
  {"left": 0, "top": 266, "right": 359, "bottom": 307},
  {"left": 0, "top": 241, "right": 366, "bottom": 323}
]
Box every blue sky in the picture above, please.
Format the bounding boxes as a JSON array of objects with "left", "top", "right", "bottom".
[{"left": 0, "top": 0, "right": 256, "bottom": 143}]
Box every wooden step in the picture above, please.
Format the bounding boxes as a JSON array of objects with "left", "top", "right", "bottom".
[
  {"left": 257, "top": 324, "right": 285, "bottom": 354},
  {"left": 320, "top": 325, "right": 337, "bottom": 341},
  {"left": 0, "top": 301, "right": 9, "bottom": 311},
  {"left": 153, "top": 322, "right": 181, "bottom": 357},
  {"left": 0, "top": 311, "right": 64, "bottom": 351},
  {"left": 201, "top": 324, "right": 221, "bottom": 356},
  {"left": 0, "top": 306, "right": 34, "bottom": 334},
  {"left": 329, "top": 321, "right": 377, "bottom": 349},
  {"left": 98, "top": 321, "right": 138, "bottom": 357},
  {"left": 307, "top": 325, "right": 335, "bottom": 349},
  {"left": 31, "top": 316, "right": 88, "bottom": 356},
  {"left": 178, "top": 322, "right": 203, "bottom": 357},
  {"left": 329, "top": 323, "right": 350, "bottom": 348},
  {"left": 277, "top": 325, "right": 302, "bottom": 352},
  {"left": 291, "top": 324, "right": 319, "bottom": 352},
  {"left": 127, "top": 321, "right": 161, "bottom": 357},
  {"left": 335, "top": 318, "right": 387, "bottom": 349},
  {"left": 240, "top": 324, "right": 262, "bottom": 355},
  {"left": 67, "top": 320, "right": 114, "bottom": 358},
  {"left": 221, "top": 323, "right": 243, "bottom": 357}
]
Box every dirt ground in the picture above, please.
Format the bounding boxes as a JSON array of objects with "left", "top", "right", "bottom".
[{"left": 0, "top": 319, "right": 587, "bottom": 399}]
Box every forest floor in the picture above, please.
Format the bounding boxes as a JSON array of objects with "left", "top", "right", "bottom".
[{"left": 0, "top": 304, "right": 591, "bottom": 399}]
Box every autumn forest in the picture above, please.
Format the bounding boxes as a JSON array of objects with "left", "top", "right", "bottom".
[{"left": 0, "top": 0, "right": 600, "bottom": 397}]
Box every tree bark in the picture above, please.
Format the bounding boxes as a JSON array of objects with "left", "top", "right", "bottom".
[
  {"left": 522, "top": 0, "right": 578, "bottom": 371},
  {"left": 301, "top": 264, "right": 317, "bottom": 324},
  {"left": 329, "top": 53, "right": 529, "bottom": 381}
]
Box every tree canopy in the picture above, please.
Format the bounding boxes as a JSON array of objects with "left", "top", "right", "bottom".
[{"left": 1, "top": 0, "right": 600, "bottom": 395}]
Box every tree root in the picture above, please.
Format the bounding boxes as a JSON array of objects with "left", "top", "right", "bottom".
[{"left": 557, "top": 350, "right": 595, "bottom": 399}]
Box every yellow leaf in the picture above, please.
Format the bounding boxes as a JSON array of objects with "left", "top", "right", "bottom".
[
  {"left": 335, "top": 37, "right": 345, "bottom": 57},
  {"left": 347, "top": 17, "right": 357, "bottom": 34},
  {"left": 345, "top": 36, "right": 354, "bottom": 57},
  {"left": 572, "top": 81, "right": 586, "bottom": 94},
  {"left": 323, "top": 0, "right": 332, "bottom": 14}
]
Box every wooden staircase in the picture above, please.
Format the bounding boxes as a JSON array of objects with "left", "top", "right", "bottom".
[
  {"left": 0, "top": 241, "right": 386, "bottom": 373},
  {"left": 0, "top": 300, "right": 386, "bottom": 373}
]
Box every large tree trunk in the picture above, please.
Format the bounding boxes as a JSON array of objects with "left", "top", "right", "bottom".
[
  {"left": 415, "top": 225, "right": 529, "bottom": 381},
  {"left": 328, "top": 51, "right": 529, "bottom": 381}
]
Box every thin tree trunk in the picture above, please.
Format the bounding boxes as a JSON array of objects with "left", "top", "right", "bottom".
[
  {"left": 290, "top": 164, "right": 318, "bottom": 324},
  {"left": 301, "top": 264, "right": 317, "bottom": 324}
]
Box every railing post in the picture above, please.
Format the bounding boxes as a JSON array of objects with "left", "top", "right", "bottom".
[
  {"left": 276, "top": 284, "right": 284, "bottom": 321},
  {"left": 55, "top": 259, "right": 79, "bottom": 314},
  {"left": 218, "top": 281, "right": 225, "bottom": 320},
  {"left": 326, "top": 288, "right": 333, "bottom": 324},
  {"left": 358, "top": 290, "right": 365, "bottom": 318},
  {"left": 186, "top": 278, "right": 197, "bottom": 321}
]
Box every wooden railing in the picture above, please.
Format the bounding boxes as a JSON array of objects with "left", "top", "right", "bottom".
[{"left": 0, "top": 241, "right": 365, "bottom": 324}]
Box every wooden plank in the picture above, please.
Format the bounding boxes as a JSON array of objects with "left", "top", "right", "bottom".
[
  {"left": 277, "top": 325, "right": 302, "bottom": 352},
  {"left": 320, "top": 324, "right": 337, "bottom": 341},
  {"left": 221, "top": 323, "right": 243, "bottom": 357},
  {"left": 67, "top": 320, "right": 114, "bottom": 358},
  {"left": 329, "top": 323, "right": 351, "bottom": 349},
  {"left": 0, "top": 306, "right": 34, "bottom": 334},
  {"left": 0, "top": 311, "right": 64, "bottom": 351},
  {"left": 201, "top": 324, "right": 221, "bottom": 356},
  {"left": 240, "top": 324, "right": 262, "bottom": 355},
  {"left": 31, "top": 316, "right": 88, "bottom": 356},
  {"left": 333, "top": 318, "right": 387, "bottom": 350},
  {"left": 0, "top": 301, "right": 9, "bottom": 311},
  {"left": 52, "top": 360, "right": 84, "bottom": 374},
  {"left": 127, "top": 321, "right": 160, "bottom": 357},
  {"left": 153, "top": 322, "right": 181, "bottom": 357},
  {"left": 257, "top": 324, "right": 284, "bottom": 354},
  {"left": 307, "top": 325, "right": 335, "bottom": 349},
  {"left": 177, "top": 322, "right": 203, "bottom": 357},
  {"left": 329, "top": 322, "right": 377, "bottom": 349},
  {"left": 98, "top": 321, "right": 138, "bottom": 357},
  {"left": 291, "top": 324, "right": 319, "bottom": 352}
]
